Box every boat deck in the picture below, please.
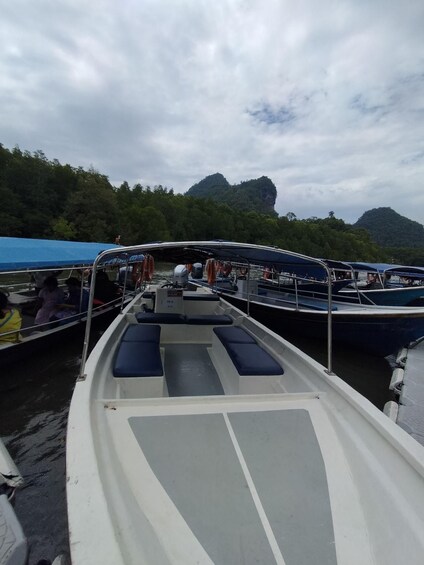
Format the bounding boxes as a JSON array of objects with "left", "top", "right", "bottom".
[
  {"left": 164, "top": 344, "right": 224, "bottom": 396},
  {"left": 68, "top": 285, "right": 424, "bottom": 564},
  {"left": 96, "top": 393, "right": 371, "bottom": 564}
]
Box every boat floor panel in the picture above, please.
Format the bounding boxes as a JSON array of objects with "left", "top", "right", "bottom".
[
  {"left": 99, "top": 395, "right": 372, "bottom": 564},
  {"left": 164, "top": 344, "right": 225, "bottom": 397},
  {"left": 129, "top": 408, "right": 336, "bottom": 564}
]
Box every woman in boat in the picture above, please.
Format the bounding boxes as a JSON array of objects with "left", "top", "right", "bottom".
[
  {"left": 34, "top": 275, "right": 65, "bottom": 326},
  {"left": 0, "top": 291, "right": 22, "bottom": 342},
  {"left": 51, "top": 277, "right": 89, "bottom": 323}
]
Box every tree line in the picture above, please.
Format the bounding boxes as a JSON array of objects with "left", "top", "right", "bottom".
[{"left": 0, "top": 143, "right": 409, "bottom": 262}]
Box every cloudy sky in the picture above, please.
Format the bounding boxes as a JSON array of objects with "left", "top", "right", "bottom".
[{"left": 1, "top": 0, "right": 424, "bottom": 224}]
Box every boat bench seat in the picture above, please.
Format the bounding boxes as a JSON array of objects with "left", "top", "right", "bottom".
[
  {"left": 186, "top": 314, "right": 232, "bottom": 325},
  {"left": 113, "top": 324, "right": 166, "bottom": 399},
  {"left": 113, "top": 324, "right": 163, "bottom": 378},
  {"left": 135, "top": 312, "right": 232, "bottom": 325},
  {"left": 183, "top": 294, "right": 220, "bottom": 301},
  {"left": 136, "top": 312, "right": 186, "bottom": 324},
  {"left": 213, "top": 326, "right": 284, "bottom": 376}
]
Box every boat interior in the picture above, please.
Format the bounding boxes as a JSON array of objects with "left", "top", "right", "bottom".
[{"left": 70, "top": 283, "right": 424, "bottom": 564}]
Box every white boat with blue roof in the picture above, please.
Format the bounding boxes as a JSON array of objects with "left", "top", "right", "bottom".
[{"left": 66, "top": 241, "right": 424, "bottom": 564}]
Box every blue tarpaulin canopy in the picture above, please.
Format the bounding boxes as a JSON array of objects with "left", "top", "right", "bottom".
[{"left": 0, "top": 237, "right": 119, "bottom": 272}]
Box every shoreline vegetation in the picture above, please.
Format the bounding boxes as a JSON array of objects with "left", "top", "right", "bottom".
[{"left": 1, "top": 143, "right": 423, "bottom": 264}]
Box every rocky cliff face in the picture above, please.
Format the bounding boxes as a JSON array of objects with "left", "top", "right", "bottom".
[{"left": 186, "top": 173, "right": 277, "bottom": 214}]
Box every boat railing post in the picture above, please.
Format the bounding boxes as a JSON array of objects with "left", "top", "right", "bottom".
[
  {"left": 120, "top": 258, "right": 130, "bottom": 310},
  {"left": 246, "top": 264, "right": 250, "bottom": 316},
  {"left": 350, "top": 267, "right": 363, "bottom": 305},
  {"left": 79, "top": 273, "right": 85, "bottom": 313},
  {"left": 294, "top": 277, "right": 299, "bottom": 309},
  {"left": 79, "top": 259, "right": 100, "bottom": 380},
  {"left": 324, "top": 264, "right": 334, "bottom": 375}
]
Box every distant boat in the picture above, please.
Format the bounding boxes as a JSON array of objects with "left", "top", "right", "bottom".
[
  {"left": 66, "top": 241, "right": 424, "bottom": 565},
  {"left": 187, "top": 257, "right": 424, "bottom": 356},
  {"left": 339, "top": 262, "right": 424, "bottom": 306},
  {"left": 0, "top": 237, "right": 134, "bottom": 366}
]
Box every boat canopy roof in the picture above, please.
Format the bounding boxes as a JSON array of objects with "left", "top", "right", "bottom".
[
  {"left": 96, "top": 240, "right": 330, "bottom": 278},
  {"left": 347, "top": 262, "right": 400, "bottom": 273},
  {"left": 0, "top": 237, "right": 120, "bottom": 272},
  {"left": 347, "top": 262, "right": 424, "bottom": 279}
]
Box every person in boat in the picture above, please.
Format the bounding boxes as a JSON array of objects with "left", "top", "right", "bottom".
[
  {"left": 89, "top": 270, "right": 122, "bottom": 303},
  {"left": 0, "top": 291, "right": 22, "bottom": 342},
  {"left": 31, "top": 269, "right": 63, "bottom": 292},
  {"left": 50, "top": 277, "right": 89, "bottom": 322},
  {"left": 34, "top": 275, "right": 65, "bottom": 326},
  {"left": 365, "top": 274, "right": 383, "bottom": 290}
]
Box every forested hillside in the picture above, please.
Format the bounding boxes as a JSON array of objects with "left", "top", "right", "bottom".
[
  {"left": 0, "top": 143, "right": 389, "bottom": 261},
  {"left": 186, "top": 173, "right": 277, "bottom": 214},
  {"left": 354, "top": 207, "right": 424, "bottom": 248}
]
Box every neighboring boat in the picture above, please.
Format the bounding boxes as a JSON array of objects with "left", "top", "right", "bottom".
[
  {"left": 66, "top": 241, "right": 424, "bottom": 565},
  {"left": 340, "top": 262, "right": 424, "bottom": 306},
  {"left": 207, "top": 260, "right": 424, "bottom": 357},
  {"left": 0, "top": 438, "right": 27, "bottom": 565},
  {"left": 385, "top": 337, "right": 424, "bottom": 446},
  {"left": 0, "top": 237, "right": 135, "bottom": 366}
]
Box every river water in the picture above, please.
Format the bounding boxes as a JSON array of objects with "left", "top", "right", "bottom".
[{"left": 1, "top": 299, "right": 393, "bottom": 564}]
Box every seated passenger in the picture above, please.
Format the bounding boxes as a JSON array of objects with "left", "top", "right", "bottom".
[
  {"left": 0, "top": 291, "right": 22, "bottom": 342},
  {"left": 90, "top": 270, "right": 122, "bottom": 303},
  {"left": 51, "top": 277, "right": 89, "bottom": 322},
  {"left": 34, "top": 276, "right": 65, "bottom": 326}
]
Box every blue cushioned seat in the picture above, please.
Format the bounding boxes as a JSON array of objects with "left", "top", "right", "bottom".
[
  {"left": 183, "top": 294, "right": 220, "bottom": 301},
  {"left": 213, "top": 326, "right": 256, "bottom": 343},
  {"left": 136, "top": 312, "right": 186, "bottom": 324},
  {"left": 113, "top": 342, "right": 163, "bottom": 377},
  {"left": 225, "top": 343, "right": 284, "bottom": 376},
  {"left": 122, "top": 324, "right": 161, "bottom": 342},
  {"left": 186, "top": 314, "right": 233, "bottom": 325}
]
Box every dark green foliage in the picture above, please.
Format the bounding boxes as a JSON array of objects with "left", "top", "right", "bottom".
[
  {"left": 0, "top": 142, "right": 412, "bottom": 262},
  {"left": 354, "top": 207, "right": 424, "bottom": 248},
  {"left": 186, "top": 173, "right": 277, "bottom": 215}
]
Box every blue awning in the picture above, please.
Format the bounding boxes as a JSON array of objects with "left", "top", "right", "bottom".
[{"left": 0, "top": 237, "right": 120, "bottom": 272}]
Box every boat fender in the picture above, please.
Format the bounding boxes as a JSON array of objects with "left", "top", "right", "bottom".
[
  {"left": 395, "top": 347, "right": 408, "bottom": 367},
  {"left": 383, "top": 401, "right": 399, "bottom": 422},
  {"left": 389, "top": 367, "right": 404, "bottom": 393}
]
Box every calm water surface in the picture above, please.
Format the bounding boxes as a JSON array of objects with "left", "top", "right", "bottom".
[{"left": 1, "top": 309, "right": 393, "bottom": 564}]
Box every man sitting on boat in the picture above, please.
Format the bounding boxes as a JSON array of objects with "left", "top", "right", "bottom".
[
  {"left": 0, "top": 291, "right": 22, "bottom": 342},
  {"left": 89, "top": 270, "right": 122, "bottom": 304}
]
